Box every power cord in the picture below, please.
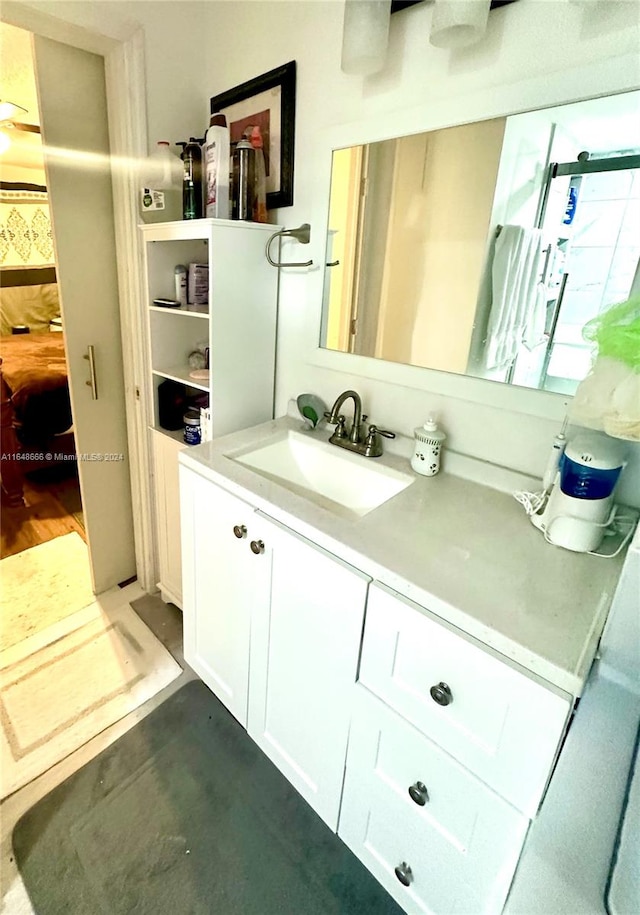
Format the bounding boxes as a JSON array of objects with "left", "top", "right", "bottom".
[
  {"left": 586, "top": 512, "right": 639, "bottom": 559},
  {"left": 513, "top": 489, "right": 547, "bottom": 516}
]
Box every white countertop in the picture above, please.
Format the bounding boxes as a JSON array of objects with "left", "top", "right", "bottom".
[{"left": 179, "top": 416, "right": 629, "bottom": 697}]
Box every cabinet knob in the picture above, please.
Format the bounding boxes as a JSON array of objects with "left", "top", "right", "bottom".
[
  {"left": 394, "top": 862, "right": 414, "bottom": 887},
  {"left": 233, "top": 524, "right": 247, "bottom": 539},
  {"left": 408, "top": 781, "right": 429, "bottom": 806},
  {"left": 250, "top": 539, "right": 265, "bottom": 555},
  {"left": 430, "top": 681, "right": 453, "bottom": 706}
]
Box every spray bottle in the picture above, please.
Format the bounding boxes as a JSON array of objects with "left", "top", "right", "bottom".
[
  {"left": 204, "top": 114, "right": 230, "bottom": 219},
  {"left": 232, "top": 137, "right": 255, "bottom": 221},
  {"left": 180, "top": 138, "right": 204, "bottom": 220}
]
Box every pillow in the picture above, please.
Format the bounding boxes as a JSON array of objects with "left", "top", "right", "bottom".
[{"left": 0, "top": 283, "right": 61, "bottom": 335}]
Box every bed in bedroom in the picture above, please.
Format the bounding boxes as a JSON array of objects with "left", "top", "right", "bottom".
[{"left": 0, "top": 266, "right": 74, "bottom": 506}]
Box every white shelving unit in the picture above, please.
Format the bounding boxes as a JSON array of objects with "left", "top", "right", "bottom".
[{"left": 140, "top": 218, "right": 279, "bottom": 607}]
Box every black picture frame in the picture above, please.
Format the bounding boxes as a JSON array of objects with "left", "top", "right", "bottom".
[
  {"left": 210, "top": 61, "right": 296, "bottom": 210},
  {"left": 390, "top": 1, "right": 516, "bottom": 12}
]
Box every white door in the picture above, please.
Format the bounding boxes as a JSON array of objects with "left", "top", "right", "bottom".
[
  {"left": 33, "top": 35, "right": 135, "bottom": 592},
  {"left": 180, "top": 471, "right": 266, "bottom": 727},
  {"left": 248, "top": 516, "right": 370, "bottom": 830}
]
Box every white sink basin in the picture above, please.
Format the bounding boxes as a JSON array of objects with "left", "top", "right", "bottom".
[{"left": 233, "top": 430, "right": 413, "bottom": 518}]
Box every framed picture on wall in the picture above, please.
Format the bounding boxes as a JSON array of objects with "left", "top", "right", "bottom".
[{"left": 210, "top": 60, "right": 296, "bottom": 210}]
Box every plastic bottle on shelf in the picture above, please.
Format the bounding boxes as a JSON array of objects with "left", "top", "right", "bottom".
[
  {"left": 250, "top": 125, "right": 268, "bottom": 223},
  {"left": 204, "top": 113, "right": 230, "bottom": 219},
  {"left": 411, "top": 416, "right": 446, "bottom": 476},
  {"left": 174, "top": 265, "right": 187, "bottom": 306},
  {"left": 139, "top": 141, "right": 182, "bottom": 223},
  {"left": 232, "top": 137, "right": 255, "bottom": 221},
  {"left": 181, "top": 137, "right": 204, "bottom": 220}
]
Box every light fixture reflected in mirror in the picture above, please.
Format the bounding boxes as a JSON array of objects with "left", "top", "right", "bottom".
[
  {"left": 341, "top": 0, "right": 392, "bottom": 76},
  {"left": 429, "top": 0, "right": 491, "bottom": 49}
]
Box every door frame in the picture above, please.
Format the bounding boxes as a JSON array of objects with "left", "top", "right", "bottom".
[{"left": 1, "top": 2, "right": 155, "bottom": 590}]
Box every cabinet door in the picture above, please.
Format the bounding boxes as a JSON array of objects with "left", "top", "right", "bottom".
[
  {"left": 248, "top": 516, "right": 370, "bottom": 830},
  {"left": 152, "top": 430, "right": 185, "bottom": 607},
  {"left": 360, "top": 584, "right": 571, "bottom": 816},
  {"left": 339, "top": 686, "right": 528, "bottom": 915},
  {"left": 180, "top": 471, "right": 267, "bottom": 727}
]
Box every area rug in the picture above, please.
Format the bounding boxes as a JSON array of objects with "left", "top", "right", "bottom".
[
  {"left": 12, "top": 680, "right": 401, "bottom": 915},
  {"left": 1, "top": 593, "right": 182, "bottom": 800},
  {"left": 0, "top": 531, "right": 93, "bottom": 653}
]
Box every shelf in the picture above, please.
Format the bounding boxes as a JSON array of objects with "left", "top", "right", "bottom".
[
  {"left": 149, "top": 305, "right": 209, "bottom": 319},
  {"left": 152, "top": 366, "right": 210, "bottom": 392},
  {"left": 139, "top": 217, "right": 279, "bottom": 243},
  {"left": 151, "top": 425, "right": 187, "bottom": 445}
]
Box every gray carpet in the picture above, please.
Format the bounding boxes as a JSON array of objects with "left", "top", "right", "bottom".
[{"left": 13, "top": 680, "right": 402, "bottom": 915}]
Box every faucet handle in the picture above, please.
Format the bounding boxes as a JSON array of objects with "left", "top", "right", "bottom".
[
  {"left": 368, "top": 424, "right": 395, "bottom": 440},
  {"left": 333, "top": 415, "right": 348, "bottom": 439},
  {"left": 363, "top": 424, "right": 395, "bottom": 458}
]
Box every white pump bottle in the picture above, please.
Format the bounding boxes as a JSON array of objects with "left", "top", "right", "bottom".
[{"left": 411, "top": 417, "right": 446, "bottom": 476}]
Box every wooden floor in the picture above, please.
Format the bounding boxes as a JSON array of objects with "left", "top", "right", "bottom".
[{"left": 1, "top": 465, "right": 85, "bottom": 559}]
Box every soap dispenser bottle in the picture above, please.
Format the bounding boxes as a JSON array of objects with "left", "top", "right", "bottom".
[{"left": 411, "top": 417, "right": 445, "bottom": 476}]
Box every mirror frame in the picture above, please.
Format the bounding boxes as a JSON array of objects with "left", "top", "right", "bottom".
[{"left": 304, "top": 52, "right": 640, "bottom": 422}]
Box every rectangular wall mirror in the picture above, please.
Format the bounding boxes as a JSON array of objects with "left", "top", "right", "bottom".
[{"left": 320, "top": 91, "right": 640, "bottom": 397}]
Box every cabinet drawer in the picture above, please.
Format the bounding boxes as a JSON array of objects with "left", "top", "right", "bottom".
[
  {"left": 360, "top": 584, "right": 571, "bottom": 815},
  {"left": 339, "top": 687, "right": 528, "bottom": 914}
]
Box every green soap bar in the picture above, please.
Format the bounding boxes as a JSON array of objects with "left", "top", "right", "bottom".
[{"left": 301, "top": 405, "right": 318, "bottom": 427}]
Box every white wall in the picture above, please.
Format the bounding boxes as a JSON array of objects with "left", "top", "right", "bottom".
[
  {"left": 199, "top": 0, "right": 640, "bottom": 506},
  {"left": 7, "top": 0, "right": 639, "bottom": 505},
  {"left": 3, "top": 0, "right": 210, "bottom": 152}
]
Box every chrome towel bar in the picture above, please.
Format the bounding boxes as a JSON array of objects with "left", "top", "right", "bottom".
[{"left": 265, "top": 223, "right": 313, "bottom": 268}]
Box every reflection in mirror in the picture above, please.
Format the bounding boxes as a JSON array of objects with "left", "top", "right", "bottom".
[{"left": 321, "top": 92, "right": 640, "bottom": 396}]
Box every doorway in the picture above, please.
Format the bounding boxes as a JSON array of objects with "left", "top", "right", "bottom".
[
  {"left": 0, "top": 22, "right": 136, "bottom": 593},
  {"left": 0, "top": 23, "right": 86, "bottom": 561}
]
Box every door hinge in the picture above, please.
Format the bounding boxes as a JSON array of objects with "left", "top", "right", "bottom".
[
  {"left": 350, "top": 318, "right": 357, "bottom": 336},
  {"left": 135, "top": 386, "right": 140, "bottom": 401}
]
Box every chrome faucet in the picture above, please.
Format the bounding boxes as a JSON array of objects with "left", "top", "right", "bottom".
[
  {"left": 326, "top": 390, "right": 363, "bottom": 444},
  {"left": 325, "top": 390, "right": 395, "bottom": 457}
]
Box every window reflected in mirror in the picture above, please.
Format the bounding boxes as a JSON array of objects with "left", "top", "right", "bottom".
[{"left": 320, "top": 92, "right": 640, "bottom": 396}]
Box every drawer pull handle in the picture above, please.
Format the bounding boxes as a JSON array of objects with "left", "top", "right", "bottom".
[
  {"left": 394, "top": 862, "right": 414, "bottom": 887},
  {"left": 408, "top": 781, "right": 429, "bottom": 806},
  {"left": 430, "top": 681, "right": 453, "bottom": 706},
  {"left": 233, "top": 525, "right": 247, "bottom": 539},
  {"left": 250, "top": 539, "right": 265, "bottom": 555}
]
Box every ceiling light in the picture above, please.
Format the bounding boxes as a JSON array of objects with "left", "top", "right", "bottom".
[
  {"left": 341, "top": 1, "right": 392, "bottom": 76},
  {"left": 0, "top": 100, "right": 28, "bottom": 121}
]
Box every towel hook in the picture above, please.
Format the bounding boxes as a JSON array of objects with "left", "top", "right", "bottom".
[{"left": 265, "top": 223, "right": 314, "bottom": 268}]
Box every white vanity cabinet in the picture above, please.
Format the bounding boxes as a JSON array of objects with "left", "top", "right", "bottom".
[
  {"left": 180, "top": 467, "right": 262, "bottom": 726},
  {"left": 359, "top": 583, "right": 572, "bottom": 817},
  {"left": 177, "top": 414, "right": 612, "bottom": 915},
  {"left": 142, "top": 219, "right": 278, "bottom": 608},
  {"left": 247, "top": 513, "right": 369, "bottom": 829},
  {"left": 338, "top": 582, "right": 572, "bottom": 914},
  {"left": 180, "top": 467, "right": 369, "bottom": 829}
]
